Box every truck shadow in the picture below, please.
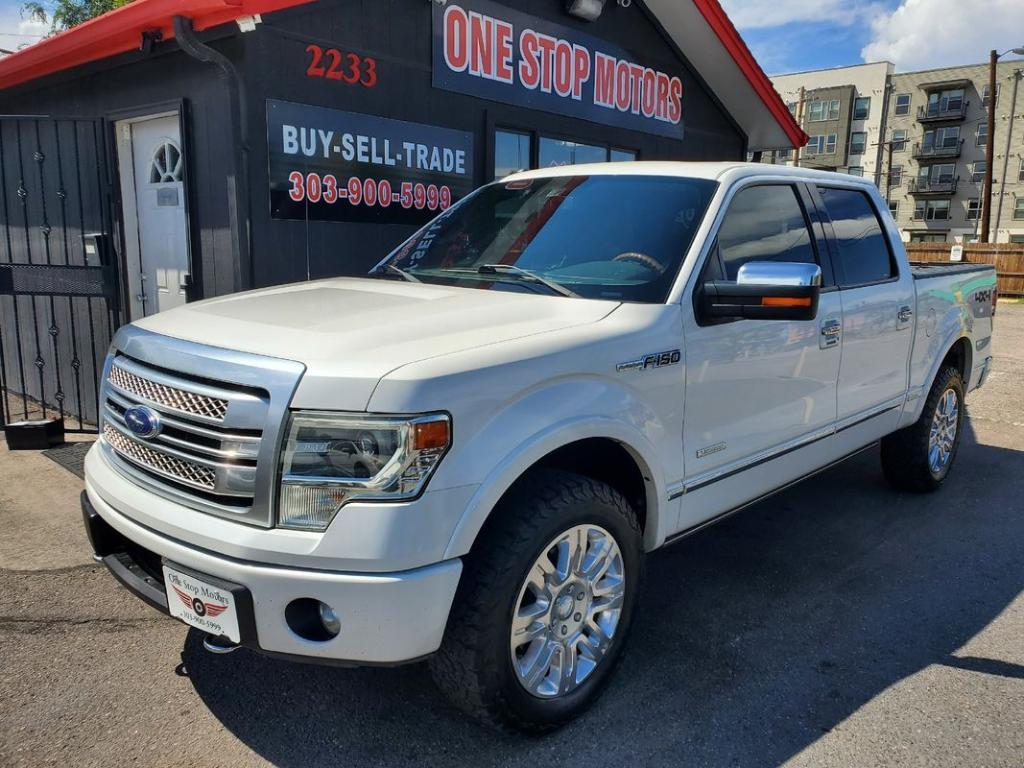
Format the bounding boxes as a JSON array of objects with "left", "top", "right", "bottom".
[{"left": 181, "top": 418, "right": 1024, "bottom": 767}]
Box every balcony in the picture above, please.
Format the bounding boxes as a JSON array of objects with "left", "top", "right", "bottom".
[
  {"left": 908, "top": 177, "right": 959, "bottom": 195},
  {"left": 917, "top": 102, "right": 969, "bottom": 123},
  {"left": 913, "top": 139, "right": 964, "bottom": 160}
]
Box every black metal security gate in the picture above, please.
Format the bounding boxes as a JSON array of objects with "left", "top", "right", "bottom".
[{"left": 0, "top": 116, "right": 121, "bottom": 433}]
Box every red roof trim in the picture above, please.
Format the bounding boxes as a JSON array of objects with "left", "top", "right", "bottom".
[
  {"left": 0, "top": 0, "right": 316, "bottom": 91},
  {"left": 691, "top": 0, "right": 809, "bottom": 149}
]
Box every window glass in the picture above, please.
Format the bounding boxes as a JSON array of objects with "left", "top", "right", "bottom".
[
  {"left": 849, "top": 132, "right": 867, "bottom": 154},
  {"left": 976, "top": 123, "right": 988, "bottom": 147},
  {"left": 888, "top": 200, "right": 899, "bottom": 217},
  {"left": 892, "top": 129, "right": 908, "bottom": 151},
  {"left": 382, "top": 175, "right": 717, "bottom": 303},
  {"left": 972, "top": 161, "right": 986, "bottom": 183},
  {"left": 817, "top": 186, "right": 894, "bottom": 286},
  {"left": 714, "top": 186, "right": 816, "bottom": 281},
  {"left": 894, "top": 94, "right": 911, "bottom": 115},
  {"left": 610, "top": 148, "right": 637, "bottom": 163},
  {"left": 889, "top": 165, "right": 904, "bottom": 187},
  {"left": 853, "top": 97, "right": 871, "bottom": 120},
  {"left": 848, "top": 167, "right": 864, "bottom": 177},
  {"left": 539, "top": 138, "right": 606, "bottom": 167},
  {"left": 1014, "top": 198, "right": 1024, "bottom": 220},
  {"left": 966, "top": 199, "right": 981, "bottom": 220},
  {"left": 494, "top": 130, "right": 532, "bottom": 179}
]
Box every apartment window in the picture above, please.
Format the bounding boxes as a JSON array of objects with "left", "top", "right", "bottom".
[
  {"left": 892, "top": 129, "right": 908, "bottom": 152},
  {"left": 807, "top": 134, "right": 837, "bottom": 154},
  {"left": 983, "top": 84, "right": 999, "bottom": 106},
  {"left": 976, "top": 122, "right": 988, "bottom": 147},
  {"left": 894, "top": 93, "right": 911, "bottom": 116},
  {"left": 923, "top": 126, "right": 961, "bottom": 151},
  {"left": 777, "top": 148, "right": 793, "bottom": 162},
  {"left": 1011, "top": 235, "right": 1024, "bottom": 244},
  {"left": 825, "top": 134, "right": 837, "bottom": 154},
  {"left": 848, "top": 166, "right": 865, "bottom": 177},
  {"left": 1014, "top": 197, "right": 1024, "bottom": 220},
  {"left": 910, "top": 232, "right": 948, "bottom": 243},
  {"left": 926, "top": 88, "right": 965, "bottom": 116},
  {"left": 888, "top": 200, "right": 899, "bottom": 217},
  {"left": 966, "top": 199, "right": 982, "bottom": 220},
  {"left": 1018, "top": 157, "right": 1024, "bottom": 183},
  {"left": 853, "top": 97, "right": 871, "bottom": 120},
  {"left": 888, "top": 165, "right": 904, "bottom": 187},
  {"left": 919, "top": 163, "right": 956, "bottom": 185},
  {"left": 849, "top": 132, "right": 868, "bottom": 155},
  {"left": 972, "top": 160, "right": 987, "bottom": 183},
  {"left": 808, "top": 99, "right": 841, "bottom": 122},
  {"left": 927, "top": 200, "right": 951, "bottom": 220},
  {"left": 816, "top": 186, "right": 894, "bottom": 286},
  {"left": 787, "top": 101, "right": 798, "bottom": 115}
]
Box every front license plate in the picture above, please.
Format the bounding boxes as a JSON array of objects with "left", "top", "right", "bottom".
[{"left": 162, "top": 565, "right": 241, "bottom": 643}]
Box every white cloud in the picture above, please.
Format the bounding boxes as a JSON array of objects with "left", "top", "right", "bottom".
[
  {"left": 862, "top": 0, "right": 1024, "bottom": 71},
  {"left": 0, "top": 4, "right": 47, "bottom": 53},
  {"left": 719, "top": 0, "right": 882, "bottom": 30}
]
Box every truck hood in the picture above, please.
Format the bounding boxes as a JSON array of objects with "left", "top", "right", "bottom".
[{"left": 133, "top": 278, "right": 620, "bottom": 410}]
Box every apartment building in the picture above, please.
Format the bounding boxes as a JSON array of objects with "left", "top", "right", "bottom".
[
  {"left": 762, "top": 60, "right": 1024, "bottom": 244},
  {"left": 885, "top": 61, "right": 1024, "bottom": 244},
  {"left": 768, "top": 62, "right": 894, "bottom": 180}
]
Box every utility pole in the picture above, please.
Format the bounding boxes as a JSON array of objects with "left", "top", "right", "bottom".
[{"left": 981, "top": 45, "right": 1024, "bottom": 243}]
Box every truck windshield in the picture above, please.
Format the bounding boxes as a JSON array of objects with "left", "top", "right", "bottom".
[{"left": 374, "top": 174, "right": 717, "bottom": 303}]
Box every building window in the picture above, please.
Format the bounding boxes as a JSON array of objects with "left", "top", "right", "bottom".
[
  {"left": 826, "top": 134, "right": 837, "bottom": 153},
  {"left": 925, "top": 88, "right": 965, "bottom": 117},
  {"left": 910, "top": 232, "right": 948, "bottom": 243},
  {"left": 848, "top": 166, "right": 865, "bottom": 177},
  {"left": 611, "top": 148, "right": 637, "bottom": 163},
  {"left": 983, "top": 84, "right": 999, "bottom": 106},
  {"left": 787, "top": 101, "right": 798, "bottom": 115},
  {"left": 1011, "top": 235, "right": 1024, "bottom": 244},
  {"left": 853, "top": 97, "right": 871, "bottom": 120},
  {"left": 888, "top": 165, "right": 904, "bottom": 187},
  {"left": 1018, "top": 157, "right": 1024, "bottom": 183},
  {"left": 776, "top": 148, "right": 792, "bottom": 162},
  {"left": 888, "top": 200, "right": 899, "bottom": 217},
  {"left": 849, "top": 131, "right": 867, "bottom": 155},
  {"left": 539, "top": 138, "right": 607, "bottom": 167},
  {"left": 494, "top": 130, "right": 532, "bottom": 178},
  {"left": 892, "top": 129, "right": 908, "bottom": 152},
  {"left": 923, "top": 126, "right": 961, "bottom": 151},
  {"left": 808, "top": 99, "right": 841, "bottom": 122},
  {"left": 966, "top": 199, "right": 982, "bottom": 220},
  {"left": 894, "top": 93, "right": 911, "bottom": 116},
  {"left": 914, "top": 200, "right": 951, "bottom": 220},
  {"left": 976, "top": 123, "right": 988, "bottom": 147},
  {"left": 1014, "top": 197, "right": 1024, "bottom": 220},
  {"left": 972, "top": 161, "right": 987, "bottom": 183},
  {"left": 919, "top": 163, "right": 956, "bottom": 185}
]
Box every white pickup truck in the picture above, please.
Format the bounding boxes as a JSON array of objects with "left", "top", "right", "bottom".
[{"left": 82, "top": 162, "right": 997, "bottom": 731}]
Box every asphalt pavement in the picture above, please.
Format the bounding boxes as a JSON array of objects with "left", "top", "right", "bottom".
[{"left": 1, "top": 305, "right": 1022, "bottom": 768}]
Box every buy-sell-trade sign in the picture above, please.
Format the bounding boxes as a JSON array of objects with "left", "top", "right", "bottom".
[
  {"left": 432, "top": 0, "right": 685, "bottom": 140},
  {"left": 267, "top": 99, "right": 475, "bottom": 224}
]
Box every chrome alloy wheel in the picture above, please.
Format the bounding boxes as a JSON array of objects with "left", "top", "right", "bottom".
[
  {"left": 510, "top": 524, "right": 626, "bottom": 699},
  {"left": 928, "top": 387, "right": 960, "bottom": 475}
]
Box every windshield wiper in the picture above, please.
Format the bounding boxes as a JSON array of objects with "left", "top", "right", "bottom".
[
  {"left": 477, "top": 264, "right": 579, "bottom": 298},
  {"left": 371, "top": 263, "right": 420, "bottom": 283}
]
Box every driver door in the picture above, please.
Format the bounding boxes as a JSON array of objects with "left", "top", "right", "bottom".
[{"left": 677, "top": 182, "right": 842, "bottom": 531}]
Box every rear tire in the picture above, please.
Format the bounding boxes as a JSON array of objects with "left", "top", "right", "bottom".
[
  {"left": 429, "top": 469, "right": 643, "bottom": 733},
  {"left": 881, "top": 365, "right": 964, "bottom": 493}
]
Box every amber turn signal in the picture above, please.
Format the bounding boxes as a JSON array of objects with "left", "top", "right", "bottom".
[
  {"left": 761, "top": 296, "right": 812, "bottom": 308},
  {"left": 413, "top": 419, "right": 450, "bottom": 450}
]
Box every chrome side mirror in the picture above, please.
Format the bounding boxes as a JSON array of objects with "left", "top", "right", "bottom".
[{"left": 701, "top": 261, "right": 822, "bottom": 321}]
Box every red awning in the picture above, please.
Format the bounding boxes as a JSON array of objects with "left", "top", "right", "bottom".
[
  {"left": 0, "top": 0, "right": 805, "bottom": 148},
  {"left": 0, "top": 0, "right": 316, "bottom": 91}
]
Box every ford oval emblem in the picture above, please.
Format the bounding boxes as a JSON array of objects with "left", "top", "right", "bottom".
[{"left": 123, "top": 405, "right": 162, "bottom": 439}]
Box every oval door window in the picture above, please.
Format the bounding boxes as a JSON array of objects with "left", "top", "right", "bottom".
[{"left": 149, "top": 139, "right": 183, "bottom": 184}]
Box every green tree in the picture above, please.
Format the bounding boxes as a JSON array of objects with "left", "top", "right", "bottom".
[{"left": 22, "top": 0, "right": 134, "bottom": 34}]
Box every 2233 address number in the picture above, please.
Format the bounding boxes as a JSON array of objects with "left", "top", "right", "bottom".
[
  {"left": 305, "top": 44, "right": 378, "bottom": 87},
  {"left": 288, "top": 172, "right": 453, "bottom": 211}
]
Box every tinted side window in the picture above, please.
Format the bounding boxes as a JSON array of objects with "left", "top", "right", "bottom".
[
  {"left": 816, "top": 187, "right": 894, "bottom": 286},
  {"left": 716, "top": 185, "right": 816, "bottom": 281}
]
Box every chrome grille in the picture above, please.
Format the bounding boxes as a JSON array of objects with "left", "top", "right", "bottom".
[
  {"left": 109, "top": 362, "right": 228, "bottom": 421},
  {"left": 103, "top": 424, "right": 217, "bottom": 490}
]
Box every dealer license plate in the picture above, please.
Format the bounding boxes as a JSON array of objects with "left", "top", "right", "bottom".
[{"left": 162, "top": 565, "right": 241, "bottom": 643}]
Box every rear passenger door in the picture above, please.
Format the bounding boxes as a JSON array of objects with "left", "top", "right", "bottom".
[{"left": 811, "top": 185, "right": 915, "bottom": 429}]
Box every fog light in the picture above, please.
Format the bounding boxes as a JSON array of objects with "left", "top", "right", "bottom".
[{"left": 319, "top": 602, "right": 341, "bottom": 637}]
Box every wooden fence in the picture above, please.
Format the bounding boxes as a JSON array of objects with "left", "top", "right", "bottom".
[{"left": 905, "top": 244, "right": 1024, "bottom": 297}]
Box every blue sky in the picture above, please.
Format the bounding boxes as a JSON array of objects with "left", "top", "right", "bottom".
[{"left": 2, "top": 0, "right": 1023, "bottom": 74}]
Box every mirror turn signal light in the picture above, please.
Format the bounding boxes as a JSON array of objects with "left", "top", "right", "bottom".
[{"left": 762, "top": 296, "right": 813, "bottom": 308}]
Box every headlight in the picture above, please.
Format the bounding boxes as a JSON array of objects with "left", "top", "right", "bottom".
[{"left": 277, "top": 412, "right": 451, "bottom": 531}]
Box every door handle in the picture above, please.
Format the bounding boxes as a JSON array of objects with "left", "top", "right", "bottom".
[
  {"left": 820, "top": 318, "right": 842, "bottom": 349},
  {"left": 898, "top": 306, "right": 914, "bottom": 324}
]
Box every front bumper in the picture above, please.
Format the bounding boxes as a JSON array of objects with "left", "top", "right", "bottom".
[{"left": 82, "top": 490, "right": 463, "bottom": 665}]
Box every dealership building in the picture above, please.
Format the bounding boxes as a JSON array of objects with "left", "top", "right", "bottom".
[{"left": 0, "top": 0, "right": 803, "bottom": 430}]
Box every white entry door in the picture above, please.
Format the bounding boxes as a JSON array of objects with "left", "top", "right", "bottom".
[{"left": 125, "top": 115, "right": 189, "bottom": 316}]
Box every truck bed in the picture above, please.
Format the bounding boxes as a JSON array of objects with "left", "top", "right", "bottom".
[{"left": 909, "top": 262, "right": 995, "bottom": 280}]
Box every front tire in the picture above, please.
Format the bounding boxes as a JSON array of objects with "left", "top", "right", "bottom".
[
  {"left": 429, "top": 469, "right": 643, "bottom": 733},
  {"left": 881, "top": 365, "right": 965, "bottom": 492}
]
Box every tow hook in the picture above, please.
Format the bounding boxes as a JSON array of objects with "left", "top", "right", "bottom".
[{"left": 202, "top": 634, "right": 240, "bottom": 654}]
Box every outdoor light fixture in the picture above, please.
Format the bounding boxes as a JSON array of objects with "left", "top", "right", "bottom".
[{"left": 566, "top": 0, "right": 607, "bottom": 22}]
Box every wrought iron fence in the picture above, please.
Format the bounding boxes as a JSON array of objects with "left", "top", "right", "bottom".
[{"left": 0, "top": 116, "right": 121, "bottom": 433}]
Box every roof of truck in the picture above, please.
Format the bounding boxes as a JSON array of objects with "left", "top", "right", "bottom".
[{"left": 504, "top": 162, "right": 877, "bottom": 185}]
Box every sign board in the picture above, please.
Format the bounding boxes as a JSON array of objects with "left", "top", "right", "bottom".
[
  {"left": 432, "top": 0, "right": 684, "bottom": 140},
  {"left": 950, "top": 244, "right": 964, "bottom": 262},
  {"left": 267, "top": 99, "right": 475, "bottom": 224}
]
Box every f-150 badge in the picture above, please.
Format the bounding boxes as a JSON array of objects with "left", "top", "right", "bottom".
[{"left": 617, "top": 349, "right": 681, "bottom": 373}]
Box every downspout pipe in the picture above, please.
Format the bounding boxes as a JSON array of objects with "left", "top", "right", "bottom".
[{"left": 172, "top": 15, "right": 253, "bottom": 293}]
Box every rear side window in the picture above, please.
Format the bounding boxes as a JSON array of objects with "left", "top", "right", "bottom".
[
  {"left": 713, "top": 185, "right": 816, "bottom": 281},
  {"left": 816, "top": 186, "right": 895, "bottom": 286}
]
